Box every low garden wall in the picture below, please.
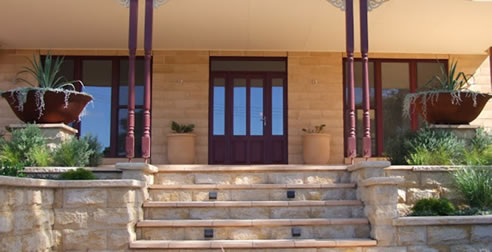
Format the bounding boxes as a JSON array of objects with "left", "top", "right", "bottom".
[
  {"left": 393, "top": 216, "right": 492, "bottom": 251},
  {"left": 386, "top": 166, "right": 469, "bottom": 216},
  {"left": 0, "top": 176, "right": 145, "bottom": 251}
]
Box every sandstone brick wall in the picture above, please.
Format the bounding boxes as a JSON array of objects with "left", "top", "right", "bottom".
[
  {"left": 385, "top": 166, "right": 465, "bottom": 216},
  {"left": 0, "top": 176, "right": 144, "bottom": 252},
  {"left": 1, "top": 49, "right": 491, "bottom": 164}
]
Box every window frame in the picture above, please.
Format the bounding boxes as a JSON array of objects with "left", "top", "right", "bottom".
[
  {"left": 56, "top": 56, "right": 150, "bottom": 158},
  {"left": 343, "top": 58, "right": 449, "bottom": 157}
]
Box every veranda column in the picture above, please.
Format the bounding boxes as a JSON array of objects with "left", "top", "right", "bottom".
[
  {"left": 345, "top": 0, "right": 357, "bottom": 160},
  {"left": 360, "top": 0, "right": 372, "bottom": 158},
  {"left": 126, "top": 0, "right": 138, "bottom": 160},
  {"left": 142, "top": 0, "right": 153, "bottom": 162}
]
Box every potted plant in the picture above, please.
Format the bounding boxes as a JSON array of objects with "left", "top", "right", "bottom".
[
  {"left": 302, "top": 124, "right": 331, "bottom": 164},
  {"left": 403, "top": 61, "right": 491, "bottom": 125},
  {"left": 167, "top": 121, "right": 196, "bottom": 164},
  {"left": 1, "top": 53, "right": 92, "bottom": 124}
]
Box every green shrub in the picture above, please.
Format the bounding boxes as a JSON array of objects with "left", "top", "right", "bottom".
[
  {"left": 409, "top": 198, "right": 456, "bottom": 216},
  {"left": 83, "top": 134, "right": 103, "bottom": 167},
  {"left": 28, "top": 145, "right": 53, "bottom": 167},
  {"left": 454, "top": 207, "right": 491, "bottom": 216},
  {"left": 404, "top": 128, "right": 465, "bottom": 165},
  {"left": 59, "top": 168, "right": 96, "bottom": 180},
  {"left": 0, "top": 125, "right": 47, "bottom": 167},
  {"left": 453, "top": 167, "right": 492, "bottom": 209},
  {"left": 53, "top": 138, "right": 93, "bottom": 167},
  {"left": 384, "top": 130, "right": 413, "bottom": 165},
  {"left": 171, "top": 121, "right": 195, "bottom": 133},
  {"left": 0, "top": 162, "right": 25, "bottom": 177}
]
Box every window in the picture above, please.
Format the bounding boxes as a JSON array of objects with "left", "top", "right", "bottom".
[
  {"left": 56, "top": 56, "right": 149, "bottom": 158},
  {"left": 343, "top": 59, "right": 447, "bottom": 157}
]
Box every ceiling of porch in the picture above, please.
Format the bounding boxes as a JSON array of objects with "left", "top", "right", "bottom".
[{"left": 0, "top": 0, "right": 491, "bottom": 54}]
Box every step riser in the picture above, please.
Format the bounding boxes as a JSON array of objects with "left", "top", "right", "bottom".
[
  {"left": 138, "top": 225, "right": 370, "bottom": 240},
  {"left": 145, "top": 206, "right": 364, "bottom": 220},
  {"left": 149, "top": 188, "right": 356, "bottom": 201},
  {"left": 155, "top": 172, "right": 351, "bottom": 185}
]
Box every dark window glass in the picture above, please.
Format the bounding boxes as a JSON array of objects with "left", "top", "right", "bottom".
[
  {"left": 211, "top": 60, "right": 286, "bottom": 72},
  {"left": 117, "top": 109, "right": 143, "bottom": 157}
]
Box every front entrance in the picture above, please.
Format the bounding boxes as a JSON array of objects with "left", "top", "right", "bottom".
[{"left": 209, "top": 58, "right": 288, "bottom": 164}]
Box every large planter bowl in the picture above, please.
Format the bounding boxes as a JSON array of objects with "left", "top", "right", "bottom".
[
  {"left": 167, "top": 133, "right": 196, "bottom": 164},
  {"left": 1, "top": 88, "right": 92, "bottom": 124},
  {"left": 303, "top": 133, "right": 331, "bottom": 165},
  {"left": 414, "top": 92, "right": 491, "bottom": 125}
]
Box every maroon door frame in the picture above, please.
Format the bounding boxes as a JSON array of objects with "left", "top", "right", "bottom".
[
  {"left": 208, "top": 57, "right": 288, "bottom": 164},
  {"left": 342, "top": 58, "right": 449, "bottom": 157}
]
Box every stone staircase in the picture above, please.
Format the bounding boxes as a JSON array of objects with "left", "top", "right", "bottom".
[{"left": 130, "top": 165, "right": 377, "bottom": 250}]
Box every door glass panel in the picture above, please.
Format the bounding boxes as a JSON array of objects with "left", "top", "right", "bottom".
[
  {"left": 272, "top": 78, "right": 284, "bottom": 136},
  {"left": 250, "top": 79, "right": 264, "bottom": 136},
  {"left": 233, "top": 78, "right": 246, "bottom": 136},
  {"left": 213, "top": 78, "right": 226, "bottom": 135},
  {"left": 81, "top": 60, "right": 112, "bottom": 153},
  {"left": 119, "top": 59, "right": 145, "bottom": 106},
  {"left": 381, "top": 62, "right": 410, "bottom": 155}
]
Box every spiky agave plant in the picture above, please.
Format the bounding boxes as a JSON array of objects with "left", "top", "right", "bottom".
[{"left": 16, "top": 53, "right": 81, "bottom": 90}]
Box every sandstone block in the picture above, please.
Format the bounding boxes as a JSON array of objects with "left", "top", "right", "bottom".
[
  {"left": 233, "top": 173, "right": 268, "bottom": 184},
  {"left": 407, "top": 188, "right": 439, "bottom": 204},
  {"left": 92, "top": 208, "right": 134, "bottom": 227},
  {"left": 471, "top": 225, "right": 492, "bottom": 242},
  {"left": 25, "top": 189, "right": 43, "bottom": 205},
  {"left": 268, "top": 173, "right": 304, "bottom": 184},
  {"left": 107, "top": 189, "right": 136, "bottom": 207},
  {"left": 156, "top": 173, "right": 194, "bottom": 185},
  {"left": 407, "top": 246, "right": 439, "bottom": 252},
  {"left": 0, "top": 235, "right": 22, "bottom": 252},
  {"left": 54, "top": 209, "right": 88, "bottom": 229},
  {"left": 195, "top": 173, "right": 233, "bottom": 184},
  {"left": 107, "top": 229, "right": 133, "bottom": 250},
  {"left": 63, "top": 189, "right": 107, "bottom": 208},
  {"left": 231, "top": 190, "right": 269, "bottom": 201},
  {"left": 87, "top": 230, "right": 107, "bottom": 250},
  {"left": 22, "top": 229, "right": 53, "bottom": 252},
  {"left": 63, "top": 229, "right": 89, "bottom": 250},
  {"left": 190, "top": 207, "right": 231, "bottom": 219},
  {"left": 371, "top": 225, "right": 398, "bottom": 246},
  {"left": 398, "top": 226, "right": 427, "bottom": 246},
  {"left": 398, "top": 189, "right": 407, "bottom": 203},
  {"left": 428, "top": 226, "right": 469, "bottom": 245},
  {"left": 365, "top": 186, "right": 399, "bottom": 205},
  {"left": 421, "top": 172, "right": 453, "bottom": 186},
  {"left": 229, "top": 207, "right": 269, "bottom": 219},
  {"left": 0, "top": 211, "right": 12, "bottom": 233},
  {"left": 147, "top": 208, "right": 189, "bottom": 220}
]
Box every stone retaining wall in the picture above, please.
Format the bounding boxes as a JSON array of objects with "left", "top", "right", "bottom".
[
  {"left": 0, "top": 176, "right": 145, "bottom": 251},
  {"left": 386, "top": 166, "right": 469, "bottom": 216},
  {"left": 392, "top": 216, "right": 492, "bottom": 251}
]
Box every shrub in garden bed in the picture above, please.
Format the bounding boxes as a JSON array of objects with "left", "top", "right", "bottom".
[
  {"left": 409, "top": 198, "right": 456, "bottom": 216},
  {"left": 59, "top": 168, "right": 96, "bottom": 180},
  {"left": 0, "top": 124, "right": 104, "bottom": 177}
]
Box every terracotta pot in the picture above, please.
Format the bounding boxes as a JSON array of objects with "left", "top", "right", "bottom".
[
  {"left": 303, "top": 133, "right": 331, "bottom": 165},
  {"left": 414, "top": 92, "right": 491, "bottom": 125},
  {"left": 167, "top": 133, "right": 196, "bottom": 164},
  {"left": 1, "top": 89, "right": 92, "bottom": 124}
]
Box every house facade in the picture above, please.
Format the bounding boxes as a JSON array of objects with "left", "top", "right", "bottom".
[{"left": 0, "top": 0, "right": 491, "bottom": 165}]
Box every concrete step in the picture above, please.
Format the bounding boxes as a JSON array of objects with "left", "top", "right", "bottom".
[
  {"left": 130, "top": 239, "right": 377, "bottom": 249},
  {"left": 144, "top": 200, "right": 364, "bottom": 220},
  {"left": 148, "top": 183, "right": 357, "bottom": 201}
]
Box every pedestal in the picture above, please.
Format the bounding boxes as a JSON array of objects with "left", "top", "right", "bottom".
[{"left": 429, "top": 124, "right": 481, "bottom": 142}]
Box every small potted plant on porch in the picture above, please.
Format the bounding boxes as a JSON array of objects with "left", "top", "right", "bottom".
[
  {"left": 167, "top": 121, "right": 196, "bottom": 164},
  {"left": 1, "top": 53, "right": 92, "bottom": 124},
  {"left": 302, "top": 124, "right": 331, "bottom": 164},
  {"left": 403, "top": 61, "right": 491, "bottom": 125}
]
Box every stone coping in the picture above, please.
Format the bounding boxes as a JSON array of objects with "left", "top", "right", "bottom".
[
  {"left": 8, "top": 123, "right": 78, "bottom": 134},
  {"left": 347, "top": 161, "right": 391, "bottom": 172},
  {"left": 429, "top": 124, "right": 481, "bottom": 129},
  {"left": 130, "top": 239, "right": 377, "bottom": 249},
  {"left": 156, "top": 165, "right": 348, "bottom": 172},
  {"left": 23, "top": 167, "right": 122, "bottom": 173},
  {"left": 0, "top": 175, "right": 145, "bottom": 188},
  {"left": 359, "top": 177, "right": 404, "bottom": 187},
  {"left": 136, "top": 218, "right": 369, "bottom": 227},
  {"left": 116, "top": 162, "right": 158, "bottom": 173},
  {"left": 386, "top": 165, "right": 492, "bottom": 172},
  {"left": 393, "top": 215, "right": 492, "bottom": 226}
]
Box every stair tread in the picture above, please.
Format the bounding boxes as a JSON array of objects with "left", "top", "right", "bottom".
[
  {"left": 144, "top": 200, "right": 363, "bottom": 208},
  {"left": 130, "top": 239, "right": 377, "bottom": 249},
  {"left": 156, "top": 165, "right": 348, "bottom": 172},
  {"left": 137, "top": 218, "right": 369, "bottom": 227},
  {"left": 150, "top": 183, "right": 356, "bottom": 190}
]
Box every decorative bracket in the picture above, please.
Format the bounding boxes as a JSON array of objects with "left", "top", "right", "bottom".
[
  {"left": 326, "top": 0, "right": 389, "bottom": 11},
  {"left": 117, "top": 0, "right": 168, "bottom": 8}
]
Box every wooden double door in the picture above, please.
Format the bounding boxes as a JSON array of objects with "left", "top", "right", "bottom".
[{"left": 209, "top": 72, "right": 287, "bottom": 164}]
